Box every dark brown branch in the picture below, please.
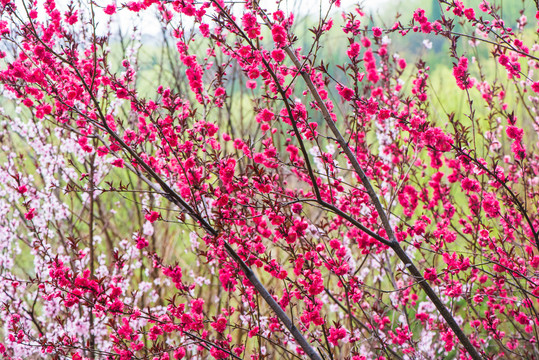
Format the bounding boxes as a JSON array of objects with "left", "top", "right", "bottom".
[{"left": 284, "top": 46, "right": 485, "bottom": 360}]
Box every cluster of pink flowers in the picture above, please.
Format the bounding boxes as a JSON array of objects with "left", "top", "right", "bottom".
[{"left": 0, "top": 0, "right": 538, "bottom": 359}]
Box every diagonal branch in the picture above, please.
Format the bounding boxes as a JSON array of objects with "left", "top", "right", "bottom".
[
  {"left": 21, "top": 11, "right": 324, "bottom": 358},
  {"left": 284, "top": 46, "right": 485, "bottom": 360}
]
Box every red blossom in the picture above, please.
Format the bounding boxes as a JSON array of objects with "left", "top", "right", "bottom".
[
  {"left": 145, "top": 210, "right": 160, "bottom": 223},
  {"left": 336, "top": 84, "right": 354, "bottom": 101},
  {"left": 271, "top": 24, "right": 288, "bottom": 47},
  {"left": 210, "top": 316, "right": 227, "bottom": 333},
  {"left": 24, "top": 208, "right": 36, "bottom": 220},
  {"left": 453, "top": 56, "right": 473, "bottom": 90},
  {"left": 104, "top": 4, "right": 116, "bottom": 15},
  {"left": 347, "top": 42, "right": 361, "bottom": 59},
  {"left": 111, "top": 158, "right": 124, "bottom": 168},
  {"left": 424, "top": 268, "right": 438, "bottom": 282},
  {"left": 242, "top": 12, "right": 260, "bottom": 39},
  {"left": 271, "top": 49, "right": 285, "bottom": 63},
  {"left": 0, "top": 2, "right": 538, "bottom": 360},
  {"left": 372, "top": 27, "right": 382, "bottom": 37}
]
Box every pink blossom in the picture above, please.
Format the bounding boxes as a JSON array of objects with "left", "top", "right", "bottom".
[
  {"left": 453, "top": 56, "right": 473, "bottom": 90},
  {"left": 461, "top": 177, "right": 481, "bottom": 192},
  {"left": 336, "top": 85, "right": 354, "bottom": 101},
  {"left": 242, "top": 12, "right": 260, "bottom": 39},
  {"left": 22, "top": 98, "right": 34, "bottom": 107},
  {"left": 511, "top": 140, "right": 527, "bottom": 160},
  {"left": 173, "top": 347, "right": 186, "bottom": 359},
  {"left": 145, "top": 211, "right": 160, "bottom": 223},
  {"left": 111, "top": 158, "right": 124, "bottom": 168},
  {"left": 210, "top": 347, "right": 228, "bottom": 359},
  {"left": 135, "top": 236, "right": 149, "bottom": 249},
  {"left": 347, "top": 42, "right": 361, "bottom": 59},
  {"left": 328, "top": 326, "right": 347, "bottom": 346},
  {"left": 424, "top": 268, "right": 438, "bottom": 281},
  {"left": 506, "top": 126, "right": 523, "bottom": 141},
  {"left": 104, "top": 4, "right": 116, "bottom": 14},
  {"left": 271, "top": 24, "right": 288, "bottom": 47},
  {"left": 214, "top": 87, "right": 225, "bottom": 97},
  {"left": 253, "top": 152, "right": 265, "bottom": 163},
  {"left": 25, "top": 208, "right": 36, "bottom": 220},
  {"left": 210, "top": 316, "right": 227, "bottom": 333},
  {"left": 271, "top": 49, "right": 285, "bottom": 62},
  {"left": 397, "top": 58, "right": 407, "bottom": 69},
  {"left": 464, "top": 8, "right": 475, "bottom": 20},
  {"left": 482, "top": 193, "right": 500, "bottom": 217},
  {"left": 421, "top": 127, "right": 453, "bottom": 152}
]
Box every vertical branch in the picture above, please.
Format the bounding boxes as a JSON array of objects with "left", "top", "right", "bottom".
[
  {"left": 59, "top": 57, "right": 325, "bottom": 359},
  {"left": 88, "top": 149, "right": 96, "bottom": 359}
]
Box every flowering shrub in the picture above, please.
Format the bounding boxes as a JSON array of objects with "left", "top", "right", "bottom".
[{"left": 0, "top": 0, "right": 538, "bottom": 359}]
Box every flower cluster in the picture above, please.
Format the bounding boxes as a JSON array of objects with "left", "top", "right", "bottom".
[{"left": 0, "top": 0, "right": 538, "bottom": 359}]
